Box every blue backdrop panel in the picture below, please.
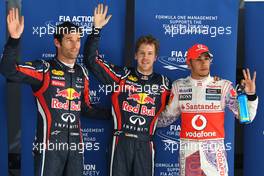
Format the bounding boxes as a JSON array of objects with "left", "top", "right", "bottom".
[
  {"left": 135, "top": 0, "right": 239, "bottom": 175},
  {"left": 20, "top": 0, "right": 126, "bottom": 175},
  {"left": 0, "top": 1, "right": 8, "bottom": 176},
  {"left": 244, "top": 1, "right": 264, "bottom": 176}
]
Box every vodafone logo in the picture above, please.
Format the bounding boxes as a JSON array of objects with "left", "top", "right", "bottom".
[{"left": 191, "top": 115, "right": 207, "bottom": 130}]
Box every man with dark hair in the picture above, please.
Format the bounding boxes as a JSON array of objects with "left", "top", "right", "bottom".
[
  {"left": 0, "top": 8, "right": 109, "bottom": 176},
  {"left": 157, "top": 44, "right": 258, "bottom": 176},
  {"left": 83, "top": 4, "right": 171, "bottom": 176}
]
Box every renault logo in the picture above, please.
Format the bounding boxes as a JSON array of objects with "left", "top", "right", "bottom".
[
  {"left": 129, "top": 115, "right": 146, "bottom": 126},
  {"left": 61, "top": 113, "right": 76, "bottom": 123}
]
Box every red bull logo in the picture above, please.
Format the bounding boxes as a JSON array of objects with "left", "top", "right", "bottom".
[
  {"left": 127, "top": 93, "right": 155, "bottom": 105},
  {"left": 56, "top": 88, "right": 81, "bottom": 100}
]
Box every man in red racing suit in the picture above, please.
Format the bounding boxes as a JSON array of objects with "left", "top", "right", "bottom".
[
  {"left": 83, "top": 4, "right": 171, "bottom": 176},
  {"left": 157, "top": 44, "right": 258, "bottom": 176},
  {"left": 0, "top": 8, "right": 109, "bottom": 176}
]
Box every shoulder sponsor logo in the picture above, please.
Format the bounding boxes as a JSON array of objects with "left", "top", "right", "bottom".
[
  {"left": 206, "top": 88, "right": 221, "bottom": 94},
  {"left": 206, "top": 95, "right": 221, "bottom": 101},
  {"left": 179, "top": 94, "right": 192, "bottom": 101},
  {"left": 51, "top": 80, "right": 65, "bottom": 87},
  {"left": 230, "top": 88, "right": 237, "bottom": 98},
  {"left": 52, "top": 69, "right": 64, "bottom": 76}
]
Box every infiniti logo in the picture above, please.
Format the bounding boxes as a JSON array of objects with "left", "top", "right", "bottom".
[
  {"left": 129, "top": 115, "right": 146, "bottom": 126},
  {"left": 61, "top": 113, "right": 76, "bottom": 123}
]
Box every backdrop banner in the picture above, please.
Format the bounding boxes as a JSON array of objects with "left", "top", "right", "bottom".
[
  {"left": 135, "top": 0, "right": 239, "bottom": 175},
  {"left": 244, "top": 1, "right": 264, "bottom": 176}
]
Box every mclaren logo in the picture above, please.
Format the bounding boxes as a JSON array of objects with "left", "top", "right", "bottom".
[
  {"left": 191, "top": 115, "right": 207, "bottom": 130},
  {"left": 129, "top": 115, "right": 146, "bottom": 126},
  {"left": 61, "top": 113, "right": 76, "bottom": 123}
]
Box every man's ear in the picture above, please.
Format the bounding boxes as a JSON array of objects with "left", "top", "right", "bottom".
[
  {"left": 134, "top": 53, "right": 138, "bottom": 61},
  {"left": 54, "top": 38, "right": 61, "bottom": 48}
]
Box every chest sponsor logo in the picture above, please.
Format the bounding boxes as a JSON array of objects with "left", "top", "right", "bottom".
[
  {"left": 206, "top": 95, "right": 221, "bottom": 101},
  {"left": 127, "top": 93, "right": 155, "bottom": 105},
  {"left": 56, "top": 88, "right": 81, "bottom": 100},
  {"left": 51, "top": 80, "right": 65, "bottom": 87},
  {"left": 181, "top": 103, "right": 221, "bottom": 110},
  {"left": 206, "top": 85, "right": 222, "bottom": 88},
  {"left": 51, "top": 98, "right": 81, "bottom": 111},
  {"left": 52, "top": 69, "right": 64, "bottom": 76},
  {"left": 179, "top": 88, "right": 192, "bottom": 93},
  {"left": 179, "top": 94, "right": 192, "bottom": 101},
  {"left": 129, "top": 115, "right": 146, "bottom": 126},
  {"left": 128, "top": 75, "right": 138, "bottom": 82},
  {"left": 61, "top": 113, "right": 76, "bottom": 123},
  {"left": 206, "top": 88, "right": 221, "bottom": 94},
  {"left": 51, "top": 76, "right": 65, "bottom": 80},
  {"left": 191, "top": 114, "right": 207, "bottom": 130},
  {"left": 122, "top": 101, "right": 156, "bottom": 116}
]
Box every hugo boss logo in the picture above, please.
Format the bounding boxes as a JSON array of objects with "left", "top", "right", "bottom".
[{"left": 179, "top": 94, "right": 192, "bottom": 100}]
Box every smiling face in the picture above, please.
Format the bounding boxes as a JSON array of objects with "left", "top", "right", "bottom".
[
  {"left": 54, "top": 32, "right": 81, "bottom": 64},
  {"left": 135, "top": 43, "right": 157, "bottom": 75},
  {"left": 188, "top": 52, "right": 212, "bottom": 79}
]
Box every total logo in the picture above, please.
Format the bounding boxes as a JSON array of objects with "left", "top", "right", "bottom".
[
  {"left": 129, "top": 115, "right": 146, "bottom": 126},
  {"left": 56, "top": 88, "right": 81, "bottom": 100},
  {"left": 127, "top": 93, "right": 155, "bottom": 105},
  {"left": 191, "top": 114, "right": 207, "bottom": 130},
  {"left": 61, "top": 113, "right": 76, "bottom": 123}
]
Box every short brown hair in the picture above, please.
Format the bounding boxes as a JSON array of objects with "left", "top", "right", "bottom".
[{"left": 135, "top": 35, "right": 160, "bottom": 55}]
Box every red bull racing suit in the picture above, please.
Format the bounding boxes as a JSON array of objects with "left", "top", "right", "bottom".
[
  {"left": 157, "top": 76, "right": 258, "bottom": 176},
  {"left": 83, "top": 29, "right": 171, "bottom": 176},
  {"left": 0, "top": 37, "right": 109, "bottom": 176}
]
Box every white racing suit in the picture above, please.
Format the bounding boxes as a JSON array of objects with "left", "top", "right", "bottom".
[{"left": 157, "top": 75, "right": 258, "bottom": 176}]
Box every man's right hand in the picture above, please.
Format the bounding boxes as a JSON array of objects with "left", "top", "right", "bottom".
[
  {"left": 93, "top": 4, "right": 112, "bottom": 29},
  {"left": 7, "top": 8, "right": 24, "bottom": 39}
]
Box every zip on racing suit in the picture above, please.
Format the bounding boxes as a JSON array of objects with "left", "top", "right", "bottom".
[
  {"left": 157, "top": 75, "right": 258, "bottom": 176},
  {"left": 0, "top": 37, "right": 110, "bottom": 176},
  {"left": 83, "top": 28, "right": 171, "bottom": 176}
]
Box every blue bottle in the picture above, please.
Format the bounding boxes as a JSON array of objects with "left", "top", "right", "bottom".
[{"left": 237, "top": 93, "right": 250, "bottom": 123}]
